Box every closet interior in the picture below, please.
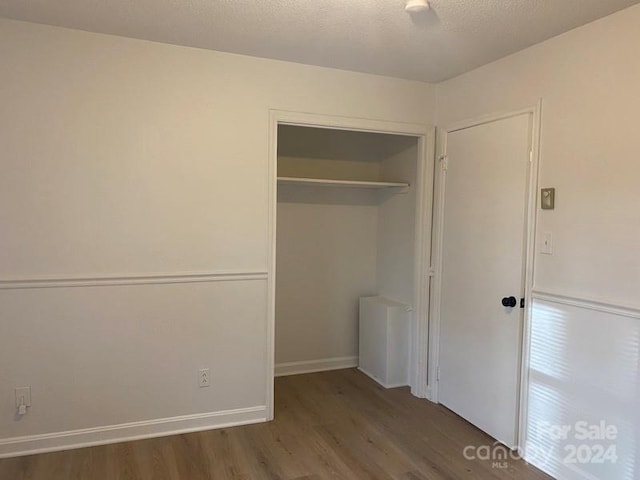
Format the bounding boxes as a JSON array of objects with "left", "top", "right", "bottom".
[{"left": 275, "top": 124, "right": 422, "bottom": 387}]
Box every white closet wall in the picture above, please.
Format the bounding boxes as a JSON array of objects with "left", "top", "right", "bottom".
[
  {"left": 377, "top": 141, "right": 418, "bottom": 306},
  {"left": 275, "top": 126, "right": 418, "bottom": 372},
  {"left": 276, "top": 192, "right": 378, "bottom": 367}
]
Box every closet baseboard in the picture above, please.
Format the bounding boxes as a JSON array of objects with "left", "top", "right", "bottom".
[{"left": 274, "top": 356, "right": 358, "bottom": 377}]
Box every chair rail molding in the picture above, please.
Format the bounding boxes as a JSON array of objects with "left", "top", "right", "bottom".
[
  {"left": 531, "top": 290, "right": 640, "bottom": 319},
  {"left": 0, "top": 271, "right": 268, "bottom": 290}
]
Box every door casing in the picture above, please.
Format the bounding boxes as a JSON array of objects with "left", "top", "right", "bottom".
[
  {"left": 267, "top": 110, "right": 436, "bottom": 420},
  {"left": 428, "top": 102, "right": 542, "bottom": 453}
]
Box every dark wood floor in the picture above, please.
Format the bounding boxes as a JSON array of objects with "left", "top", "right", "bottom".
[{"left": 0, "top": 369, "right": 551, "bottom": 479}]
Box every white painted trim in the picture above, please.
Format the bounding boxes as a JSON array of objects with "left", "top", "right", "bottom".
[
  {"left": 272, "top": 110, "right": 429, "bottom": 136},
  {"left": 444, "top": 106, "right": 540, "bottom": 134},
  {"left": 517, "top": 99, "right": 543, "bottom": 456},
  {"left": 531, "top": 290, "right": 640, "bottom": 319},
  {"left": 268, "top": 110, "right": 434, "bottom": 410},
  {"left": 427, "top": 130, "right": 446, "bottom": 402},
  {"left": 275, "top": 356, "right": 358, "bottom": 377},
  {"left": 0, "top": 271, "right": 268, "bottom": 290},
  {"left": 357, "top": 367, "right": 408, "bottom": 389},
  {"left": 411, "top": 129, "right": 435, "bottom": 399},
  {"left": 0, "top": 406, "right": 266, "bottom": 459},
  {"left": 428, "top": 103, "right": 543, "bottom": 449},
  {"left": 266, "top": 110, "right": 279, "bottom": 421}
]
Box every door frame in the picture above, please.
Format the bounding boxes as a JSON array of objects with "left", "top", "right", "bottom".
[
  {"left": 427, "top": 101, "right": 542, "bottom": 451},
  {"left": 266, "top": 110, "right": 436, "bottom": 419}
]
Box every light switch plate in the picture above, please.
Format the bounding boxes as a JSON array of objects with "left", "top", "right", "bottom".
[{"left": 541, "top": 188, "right": 555, "bottom": 209}]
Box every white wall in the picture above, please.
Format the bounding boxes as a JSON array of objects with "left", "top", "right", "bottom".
[
  {"left": 527, "top": 296, "right": 639, "bottom": 480},
  {"left": 275, "top": 187, "right": 378, "bottom": 367},
  {"left": 377, "top": 141, "right": 418, "bottom": 307},
  {"left": 0, "top": 18, "right": 436, "bottom": 456},
  {"left": 437, "top": 5, "right": 640, "bottom": 479}
]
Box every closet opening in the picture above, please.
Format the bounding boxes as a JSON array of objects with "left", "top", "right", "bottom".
[{"left": 267, "top": 112, "right": 434, "bottom": 419}]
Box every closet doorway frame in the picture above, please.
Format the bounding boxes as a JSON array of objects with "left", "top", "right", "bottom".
[{"left": 266, "top": 110, "right": 436, "bottom": 420}]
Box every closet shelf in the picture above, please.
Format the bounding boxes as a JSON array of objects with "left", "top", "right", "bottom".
[{"left": 277, "top": 176, "right": 409, "bottom": 190}]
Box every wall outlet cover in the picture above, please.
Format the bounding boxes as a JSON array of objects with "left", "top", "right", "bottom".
[{"left": 198, "top": 368, "right": 210, "bottom": 388}]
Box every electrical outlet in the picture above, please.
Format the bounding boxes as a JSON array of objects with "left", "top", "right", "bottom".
[
  {"left": 198, "top": 368, "right": 210, "bottom": 388},
  {"left": 15, "top": 387, "right": 31, "bottom": 413}
]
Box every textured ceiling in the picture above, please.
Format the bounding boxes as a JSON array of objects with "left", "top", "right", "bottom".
[{"left": 1, "top": 0, "right": 638, "bottom": 82}]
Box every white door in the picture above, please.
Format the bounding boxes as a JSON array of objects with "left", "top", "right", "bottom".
[{"left": 438, "top": 113, "right": 532, "bottom": 448}]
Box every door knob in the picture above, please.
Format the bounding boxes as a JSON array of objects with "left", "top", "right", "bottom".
[{"left": 501, "top": 296, "right": 517, "bottom": 308}]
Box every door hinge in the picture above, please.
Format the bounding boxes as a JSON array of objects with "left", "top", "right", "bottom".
[
  {"left": 437, "top": 366, "right": 441, "bottom": 382},
  {"left": 529, "top": 150, "right": 533, "bottom": 163},
  {"left": 428, "top": 267, "right": 436, "bottom": 277},
  {"left": 439, "top": 155, "right": 448, "bottom": 171}
]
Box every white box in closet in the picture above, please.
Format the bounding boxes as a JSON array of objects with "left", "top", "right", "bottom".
[{"left": 358, "top": 296, "right": 411, "bottom": 388}]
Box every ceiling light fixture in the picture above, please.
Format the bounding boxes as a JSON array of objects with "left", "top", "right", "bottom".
[{"left": 405, "top": 0, "right": 430, "bottom": 13}]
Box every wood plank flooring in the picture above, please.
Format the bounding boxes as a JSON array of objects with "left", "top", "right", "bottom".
[{"left": 0, "top": 369, "right": 552, "bottom": 479}]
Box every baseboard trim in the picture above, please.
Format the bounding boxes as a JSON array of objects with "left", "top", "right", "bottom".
[
  {"left": 275, "top": 356, "right": 358, "bottom": 377},
  {"left": 357, "top": 367, "right": 408, "bottom": 389},
  {"left": 0, "top": 406, "right": 267, "bottom": 459}
]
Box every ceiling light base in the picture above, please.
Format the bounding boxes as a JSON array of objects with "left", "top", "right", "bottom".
[{"left": 405, "top": 0, "right": 430, "bottom": 13}]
